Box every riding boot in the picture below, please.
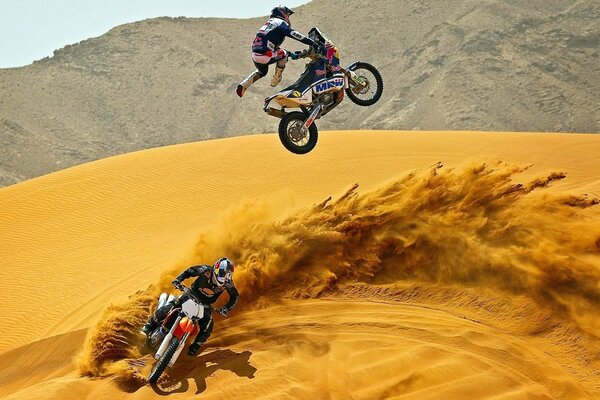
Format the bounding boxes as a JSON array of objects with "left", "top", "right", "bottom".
[
  {"left": 236, "top": 69, "right": 262, "bottom": 97},
  {"left": 141, "top": 316, "right": 159, "bottom": 336},
  {"left": 270, "top": 59, "right": 287, "bottom": 87},
  {"left": 188, "top": 341, "right": 203, "bottom": 356},
  {"left": 188, "top": 310, "right": 213, "bottom": 356}
]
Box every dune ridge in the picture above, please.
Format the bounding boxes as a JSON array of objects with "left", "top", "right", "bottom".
[{"left": 79, "top": 162, "right": 600, "bottom": 394}]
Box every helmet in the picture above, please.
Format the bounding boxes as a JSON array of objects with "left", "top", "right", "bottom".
[
  {"left": 212, "top": 257, "right": 234, "bottom": 287},
  {"left": 271, "top": 6, "right": 294, "bottom": 24}
]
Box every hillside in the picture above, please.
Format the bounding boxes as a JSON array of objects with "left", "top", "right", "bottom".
[
  {"left": 1, "top": 0, "right": 599, "bottom": 186},
  {"left": 0, "top": 131, "right": 599, "bottom": 399}
]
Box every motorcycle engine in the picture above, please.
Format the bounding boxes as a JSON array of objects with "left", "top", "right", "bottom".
[{"left": 316, "top": 93, "right": 335, "bottom": 108}]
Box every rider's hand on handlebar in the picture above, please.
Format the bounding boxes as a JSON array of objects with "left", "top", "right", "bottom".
[
  {"left": 216, "top": 307, "right": 229, "bottom": 317},
  {"left": 289, "top": 50, "right": 303, "bottom": 60},
  {"left": 172, "top": 280, "right": 184, "bottom": 291}
]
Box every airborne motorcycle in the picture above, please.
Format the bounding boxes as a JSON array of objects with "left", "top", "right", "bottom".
[
  {"left": 264, "top": 27, "right": 383, "bottom": 154},
  {"left": 145, "top": 285, "right": 222, "bottom": 383}
]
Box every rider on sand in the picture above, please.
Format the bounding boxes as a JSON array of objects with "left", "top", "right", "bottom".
[
  {"left": 236, "top": 5, "right": 318, "bottom": 97},
  {"left": 142, "top": 258, "right": 238, "bottom": 356}
]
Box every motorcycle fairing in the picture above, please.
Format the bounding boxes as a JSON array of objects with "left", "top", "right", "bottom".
[
  {"left": 312, "top": 73, "right": 346, "bottom": 95},
  {"left": 282, "top": 64, "right": 319, "bottom": 94}
]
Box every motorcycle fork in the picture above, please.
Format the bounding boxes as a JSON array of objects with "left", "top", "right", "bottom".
[
  {"left": 155, "top": 314, "right": 182, "bottom": 359},
  {"left": 168, "top": 331, "right": 190, "bottom": 367},
  {"left": 303, "top": 105, "right": 322, "bottom": 131},
  {"left": 341, "top": 68, "right": 366, "bottom": 89}
]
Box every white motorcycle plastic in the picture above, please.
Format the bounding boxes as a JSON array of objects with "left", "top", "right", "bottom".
[{"left": 146, "top": 285, "right": 205, "bottom": 383}]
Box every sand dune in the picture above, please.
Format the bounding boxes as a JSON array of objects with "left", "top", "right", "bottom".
[{"left": 1, "top": 131, "right": 599, "bottom": 399}]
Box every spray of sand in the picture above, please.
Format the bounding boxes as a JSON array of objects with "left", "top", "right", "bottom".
[{"left": 79, "top": 162, "right": 600, "bottom": 376}]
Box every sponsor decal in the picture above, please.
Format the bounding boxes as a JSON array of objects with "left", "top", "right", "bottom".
[
  {"left": 315, "top": 69, "right": 326, "bottom": 76},
  {"left": 314, "top": 77, "right": 344, "bottom": 93},
  {"left": 291, "top": 31, "right": 305, "bottom": 40},
  {"left": 293, "top": 90, "right": 302, "bottom": 97}
]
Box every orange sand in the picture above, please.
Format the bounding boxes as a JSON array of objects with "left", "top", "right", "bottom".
[{"left": 1, "top": 131, "right": 599, "bottom": 399}]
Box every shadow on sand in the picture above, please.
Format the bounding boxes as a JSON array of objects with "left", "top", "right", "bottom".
[{"left": 147, "top": 348, "right": 256, "bottom": 395}]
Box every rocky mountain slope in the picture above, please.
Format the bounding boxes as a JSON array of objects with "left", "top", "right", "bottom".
[{"left": 0, "top": 0, "right": 598, "bottom": 186}]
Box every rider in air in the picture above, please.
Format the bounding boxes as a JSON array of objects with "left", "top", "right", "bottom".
[
  {"left": 142, "top": 258, "right": 238, "bottom": 356},
  {"left": 236, "top": 5, "right": 317, "bottom": 97}
]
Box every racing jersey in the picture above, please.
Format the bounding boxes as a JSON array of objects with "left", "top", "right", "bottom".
[
  {"left": 175, "top": 265, "right": 239, "bottom": 310},
  {"left": 252, "top": 17, "right": 314, "bottom": 54}
]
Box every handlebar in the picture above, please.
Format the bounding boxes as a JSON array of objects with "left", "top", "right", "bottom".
[
  {"left": 174, "top": 283, "right": 226, "bottom": 316},
  {"left": 175, "top": 283, "right": 201, "bottom": 303},
  {"left": 289, "top": 43, "right": 328, "bottom": 61}
]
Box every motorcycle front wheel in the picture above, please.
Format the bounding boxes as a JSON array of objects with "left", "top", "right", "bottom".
[
  {"left": 148, "top": 337, "right": 179, "bottom": 384},
  {"left": 346, "top": 62, "right": 384, "bottom": 106},
  {"left": 278, "top": 111, "right": 318, "bottom": 155}
]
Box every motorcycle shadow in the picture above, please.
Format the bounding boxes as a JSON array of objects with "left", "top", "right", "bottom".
[{"left": 149, "top": 347, "right": 256, "bottom": 395}]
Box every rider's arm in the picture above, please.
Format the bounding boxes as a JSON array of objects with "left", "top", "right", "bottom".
[
  {"left": 289, "top": 30, "right": 315, "bottom": 46},
  {"left": 279, "top": 22, "right": 315, "bottom": 47},
  {"left": 174, "top": 265, "right": 209, "bottom": 283},
  {"left": 223, "top": 283, "right": 239, "bottom": 311}
]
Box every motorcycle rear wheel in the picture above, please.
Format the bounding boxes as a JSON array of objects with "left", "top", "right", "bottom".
[
  {"left": 278, "top": 111, "right": 318, "bottom": 155},
  {"left": 346, "top": 62, "right": 384, "bottom": 106},
  {"left": 148, "top": 337, "right": 179, "bottom": 384}
]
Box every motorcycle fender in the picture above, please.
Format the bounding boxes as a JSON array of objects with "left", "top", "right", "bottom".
[
  {"left": 345, "top": 61, "right": 361, "bottom": 71},
  {"left": 173, "top": 317, "right": 195, "bottom": 339}
]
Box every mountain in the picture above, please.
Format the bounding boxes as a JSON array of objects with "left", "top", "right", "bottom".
[{"left": 1, "top": 0, "right": 598, "bottom": 186}]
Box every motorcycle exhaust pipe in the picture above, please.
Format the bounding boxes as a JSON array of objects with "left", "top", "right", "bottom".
[{"left": 155, "top": 315, "right": 181, "bottom": 359}]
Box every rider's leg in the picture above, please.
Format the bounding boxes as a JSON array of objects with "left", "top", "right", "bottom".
[
  {"left": 141, "top": 297, "right": 180, "bottom": 335},
  {"left": 236, "top": 56, "right": 269, "bottom": 97},
  {"left": 188, "top": 309, "right": 213, "bottom": 356},
  {"left": 270, "top": 49, "right": 288, "bottom": 87},
  {"left": 236, "top": 69, "right": 265, "bottom": 97}
]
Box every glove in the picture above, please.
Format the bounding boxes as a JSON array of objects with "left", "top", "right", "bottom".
[
  {"left": 172, "top": 280, "right": 184, "bottom": 291},
  {"left": 217, "top": 307, "right": 229, "bottom": 317},
  {"left": 289, "top": 50, "right": 304, "bottom": 60}
]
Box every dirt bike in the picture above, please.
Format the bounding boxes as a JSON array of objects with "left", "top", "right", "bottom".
[
  {"left": 145, "top": 285, "right": 223, "bottom": 383},
  {"left": 263, "top": 27, "right": 384, "bottom": 154}
]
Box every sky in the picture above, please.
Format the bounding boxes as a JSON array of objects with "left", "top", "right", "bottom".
[{"left": 0, "top": 0, "right": 309, "bottom": 68}]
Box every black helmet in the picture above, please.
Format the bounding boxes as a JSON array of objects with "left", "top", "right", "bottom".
[
  {"left": 212, "top": 257, "right": 234, "bottom": 287},
  {"left": 271, "top": 6, "right": 294, "bottom": 24}
]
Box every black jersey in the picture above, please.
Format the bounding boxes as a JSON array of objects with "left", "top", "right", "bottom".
[{"left": 175, "top": 265, "right": 239, "bottom": 310}]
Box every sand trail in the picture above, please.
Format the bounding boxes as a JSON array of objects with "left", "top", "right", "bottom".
[
  {"left": 1, "top": 131, "right": 600, "bottom": 399},
  {"left": 3, "top": 295, "right": 596, "bottom": 399}
]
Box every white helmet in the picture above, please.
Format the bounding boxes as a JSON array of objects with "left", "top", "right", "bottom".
[{"left": 212, "top": 258, "right": 234, "bottom": 287}]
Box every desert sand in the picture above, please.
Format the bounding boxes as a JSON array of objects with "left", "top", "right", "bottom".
[{"left": 1, "top": 130, "right": 599, "bottom": 399}]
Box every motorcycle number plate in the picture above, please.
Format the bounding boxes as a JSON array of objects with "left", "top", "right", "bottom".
[{"left": 182, "top": 299, "right": 204, "bottom": 319}]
